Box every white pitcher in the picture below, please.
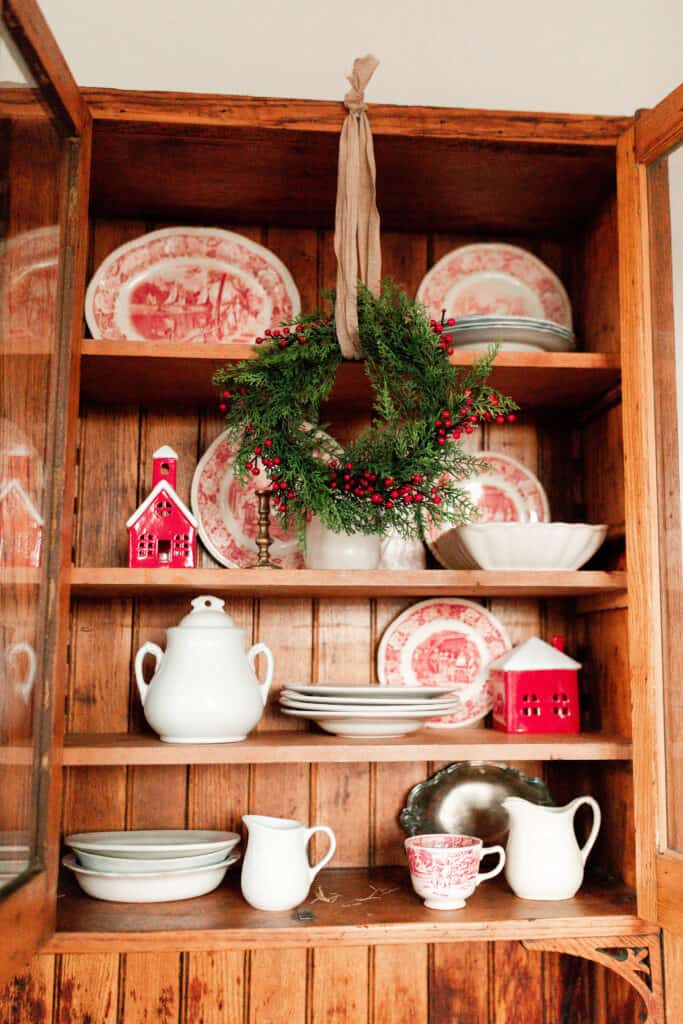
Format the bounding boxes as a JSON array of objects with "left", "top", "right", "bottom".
[
  {"left": 241, "top": 815, "right": 336, "bottom": 911},
  {"left": 135, "top": 595, "right": 273, "bottom": 743},
  {"left": 503, "top": 795, "right": 601, "bottom": 901}
]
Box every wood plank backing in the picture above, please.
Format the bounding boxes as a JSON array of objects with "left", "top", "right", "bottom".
[{"left": 13, "top": 213, "right": 636, "bottom": 1024}]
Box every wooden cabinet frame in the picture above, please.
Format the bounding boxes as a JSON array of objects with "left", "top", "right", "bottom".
[
  {"left": 0, "top": 0, "right": 89, "bottom": 986},
  {"left": 1, "top": 3, "right": 683, "bottom": 1020}
]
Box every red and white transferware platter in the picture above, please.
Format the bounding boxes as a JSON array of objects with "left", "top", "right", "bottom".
[
  {"left": 428, "top": 451, "right": 550, "bottom": 567},
  {"left": 85, "top": 227, "right": 301, "bottom": 343},
  {"left": 416, "top": 243, "right": 572, "bottom": 328},
  {"left": 460, "top": 451, "right": 550, "bottom": 525},
  {"left": 191, "top": 432, "right": 303, "bottom": 569},
  {"left": 377, "top": 598, "right": 511, "bottom": 728}
]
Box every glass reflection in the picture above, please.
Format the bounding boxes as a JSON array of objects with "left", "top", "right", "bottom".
[{"left": 0, "top": 27, "right": 66, "bottom": 891}]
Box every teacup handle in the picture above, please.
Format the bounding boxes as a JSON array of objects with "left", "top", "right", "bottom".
[
  {"left": 305, "top": 825, "right": 337, "bottom": 881},
  {"left": 475, "top": 845, "right": 506, "bottom": 886}
]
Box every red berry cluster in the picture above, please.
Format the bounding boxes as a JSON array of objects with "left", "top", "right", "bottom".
[
  {"left": 430, "top": 316, "right": 456, "bottom": 355},
  {"left": 244, "top": 439, "right": 294, "bottom": 512},
  {"left": 433, "top": 393, "right": 516, "bottom": 446},
  {"left": 218, "top": 385, "right": 247, "bottom": 414},
  {"left": 253, "top": 319, "right": 331, "bottom": 350},
  {"left": 325, "top": 461, "right": 440, "bottom": 509}
]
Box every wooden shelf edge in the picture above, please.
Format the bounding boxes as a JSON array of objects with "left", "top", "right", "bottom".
[
  {"left": 80, "top": 339, "right": 621, "bottom": 370},
  {"left": 47, "top": 870, "right": 650, "bottom": 954},
  {"left": 68, "top": 567, "right": 628, "bottom": 599},
  {"left": 62, "top": 730, "right": 633, "bottom": 766}
]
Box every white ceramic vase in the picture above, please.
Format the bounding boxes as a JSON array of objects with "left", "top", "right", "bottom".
[{"left": 304, "top": 517, "right": 381, "bottom": 570}]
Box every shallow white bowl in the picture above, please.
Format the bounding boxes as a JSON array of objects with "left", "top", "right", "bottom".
[
  {"left": 74, "top": 846, "right": 233, "bottom": 873},
  {"left": 453, "top": 522, "right": 608, "bottom": 570},
  {"left": 62, "top": 852, "right": 240, "bottom": 902},
  {"left": 280, "top": 704, "right": 461, "bottom": 739},
  {"left": 65, "top": 829, "right": 240, "bottom": 860}
]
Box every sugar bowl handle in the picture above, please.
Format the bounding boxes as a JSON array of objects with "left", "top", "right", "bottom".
[
  {"left": 134, "top": 641, "right": 164, "bottom": 708},
  {"left": 247, "top": 642, "right": 274, "bottom": 705}
]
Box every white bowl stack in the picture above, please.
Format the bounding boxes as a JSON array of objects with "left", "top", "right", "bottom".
[
  {"left": 63, "top": 829, "right": 241, "bottom": 902},
  {"left": 0, "top": 831, "right": 30, "bottom": 884},
  {"left": 279, "top": 685, "right": 461, "bottom": 738},
  {"left": 442, "top": 314, "right": 576, "bottom": 353}
]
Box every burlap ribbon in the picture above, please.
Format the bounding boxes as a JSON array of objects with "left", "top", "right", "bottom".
[{"left": 333, "top": 54, "right": 381, "bottom": 359}]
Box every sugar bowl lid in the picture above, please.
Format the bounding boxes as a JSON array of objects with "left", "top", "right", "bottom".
[{"left": 177, "top": 595, "right": 238, "bottom": 629}]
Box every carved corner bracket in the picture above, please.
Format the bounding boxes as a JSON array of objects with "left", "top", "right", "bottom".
[{"left": 523, "top": 933, "right": 664, "bottom": 1023}]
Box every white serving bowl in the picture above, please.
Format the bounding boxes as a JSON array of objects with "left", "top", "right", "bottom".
[
  {"left": 452, "top": 522, "right": 607, "bottom": 571},
  {"left": 62, "top": 852, "right": 240, "bottom": 903},
  {"left": 74, "top": 846, "right": 233, "bottom": 873}
]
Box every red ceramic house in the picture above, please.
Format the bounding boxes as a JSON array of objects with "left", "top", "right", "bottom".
[
  {"left": 127, "top": 446, "right": 198, "bottom": 568},
  {"left": 0, "top": 477, "right": 43, "bottom": 567},
  {"left": 490, "top": 636, "right": 581, "bottom": 734}
]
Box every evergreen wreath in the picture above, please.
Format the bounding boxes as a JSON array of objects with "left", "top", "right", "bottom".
[{"left": 213, "top": 280, "right": 518, "bottom": 541}]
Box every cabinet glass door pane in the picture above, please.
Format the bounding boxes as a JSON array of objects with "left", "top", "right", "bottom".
[
  {"left": 0, "top": 28, "right": 69, "bottom": 891},
  {"left": 653, "top": 139, "right": 683, "bottom": 854}
]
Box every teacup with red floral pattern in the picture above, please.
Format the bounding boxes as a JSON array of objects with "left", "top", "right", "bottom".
[{"left": 405, "top": 833, "right": 505, "bottom": 910}]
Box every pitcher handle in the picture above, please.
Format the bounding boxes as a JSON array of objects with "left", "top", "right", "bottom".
[
  {"left": 247, "top": 642, "right": 274, "bottom": 706},
  {"left": 475, "top": 845, "right": 506, "bottom": 886},
  {"left": 304, "top": 825, "right": 337, "bottom": 881},
  {"left": 134, "top": 641, "right": 164, "bottom": 708},
  {"left": 8, "top": 642, "right": 36, "bottom": 703},
  {"left": 571, "top": 796, "right": 602, "bottom": 866}
]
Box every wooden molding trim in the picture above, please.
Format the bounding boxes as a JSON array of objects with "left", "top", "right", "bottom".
[
  {"left": 656, "top": 857, "right": 683, "bottom": 937},
  {"left": 2, "top": 0, "right": 89, "bottom": 135},
  {"left": 0, "top": 872, "right": 53, "bottom": 990},
  {"left": 82, "top": 87, "right": 632, "bottom": 146},
  {"left": 617, "top": 126, "right": 662, "bottom": 922},
  {"left": 524, "top": 933, "right": 665, "bottom": 1023},
  {"left": 635, "top": 83, "right": 683, "bottom": 166}
]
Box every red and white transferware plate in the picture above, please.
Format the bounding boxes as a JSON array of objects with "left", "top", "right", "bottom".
[
  {"left": 191, "top": 431, "right": 303, "bottom": 569},
  {"left": 85, "top": 227, "right": 301, "bottom": 343},
  {"left": 416, "top": 243, "right": 572, "bottom": 328},
  {"left": 377, "top": 598, "right": 511, "bottom": 728}
]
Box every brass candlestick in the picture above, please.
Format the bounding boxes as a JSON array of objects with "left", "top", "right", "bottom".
[{"left": 251, "top": 488, "right": 282, "bottom": 569}]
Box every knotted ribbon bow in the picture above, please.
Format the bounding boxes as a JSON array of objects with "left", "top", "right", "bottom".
[{"left": 333, "top": 54, "right": 381, "bottom": 359}]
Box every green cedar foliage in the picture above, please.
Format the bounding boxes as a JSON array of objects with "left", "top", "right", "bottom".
[{"left": 213, "top": 280, "right": 518, "bottom": 541}]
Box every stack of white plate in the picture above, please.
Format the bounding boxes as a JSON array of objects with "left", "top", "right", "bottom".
[
  {"left": 443, "top": 315, "right": 576, "bottom": 353},
  {"left": 0, "top": 831, "right": 30, "bottom": 884},
  {"left": 63, "top": 829, "right": 241, "bottom": 903},
  {"left": 279, "top": 685, "right": 461, "bottom": 739}
]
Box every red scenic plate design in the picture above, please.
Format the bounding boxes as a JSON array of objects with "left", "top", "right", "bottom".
[
  {"left": 406, "top": 836, "right": 481, "bottom": 895},
  {"left": 191, "top": 432, "right": 303, "bottom": 569},
  {"left": 85, "top": 227, "right": 300, "bottom": 343},
  {"left": 416, "top": 242, "right": 572, "bottom": 327},
  {"left": 377, "top": 598, "right": 511, "bottom": 728},
  {"left": 2, "top": 227, "right": 59, "bottom": 348},
  {"left": 428, "top": 451, "right": 550, "bottom": 561}
]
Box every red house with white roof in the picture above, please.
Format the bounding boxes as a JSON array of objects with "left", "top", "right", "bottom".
[{"left": 127, "top": 446, "right": 198, "bottom": 568}]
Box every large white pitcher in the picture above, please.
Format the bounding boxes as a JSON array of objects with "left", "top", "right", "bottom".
[
  {"left": 503, "top": 795, "right": 601, "bottom": 901},
  {"left": 241, "top": 815, "right": 336, "bottom": 911}
]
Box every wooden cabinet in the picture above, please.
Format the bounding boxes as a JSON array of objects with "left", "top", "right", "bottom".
[{"left": 1, "top": 1, "right": 683, "bottom": 1020}]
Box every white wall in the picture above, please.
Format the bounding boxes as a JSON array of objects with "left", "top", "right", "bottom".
[{"left": 42, "top": 0, "right": 680, "bottom": 115}]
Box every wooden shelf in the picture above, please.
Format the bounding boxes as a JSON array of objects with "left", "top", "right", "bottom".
[
  {"left": 79, "top": 341, "right": 620, "bottom": 409},
  {"left": 63, "top": 729, "right": 632, "bottom": 766},
  {"left": 47, "top": 868, "right": 648, "bottom": 954},
  {"left": 69, "top": 567, "right": 627, "bottom": 599}
]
